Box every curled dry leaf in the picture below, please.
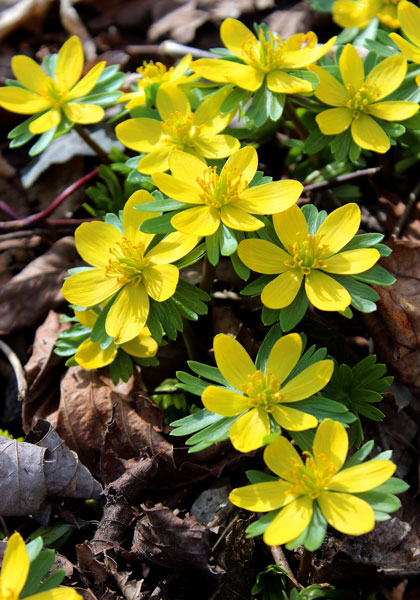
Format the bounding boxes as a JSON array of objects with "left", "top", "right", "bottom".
[{"left": 0, "top": 419, "right": 101, "bottom": 516}]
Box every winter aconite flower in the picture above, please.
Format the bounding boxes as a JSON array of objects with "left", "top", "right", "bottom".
[
  {"left": 62, "top": 191, "right": 199, "bottom": 344},
  {"left": 191, "top": 19, "right": 336, "bottom": 94},
  {"left": 0, "top": 532, "right": 81, "bottom": 600},
  {"left": 0, "top": 36, "right": 106, "bottom": 134},
  {"left": 74, "top": 309, "right": 157, "bottom": 369},
  {"left": 390, "top": 1, "right": 420, "bottom": 86},
  {"left": 116, "top": 84, "right": 240, "bottom": 174},
  {"left": 230, "top": 419, "right": 396, "bottom": 546},
  {"left": 309, "top": 45, "right": 418, "bottom": 153},
  {"left": 333, "top": 0, "right": 402, "bottom": 30},
  {"left": 238, "top": 203, "right": 380, "bottom": 312},
  {"left": 202, "top": 333, "right": 333, "bottom": 452},
  {"left": 152, "top": 147, "right": 303, "bottom": 236}
]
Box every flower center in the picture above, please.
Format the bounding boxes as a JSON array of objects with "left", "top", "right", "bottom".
[
  {"left": 138, "top": 61, "right": 171, "bottom": 83},
  {"left": 345, "top": 83, "right": 380, "bottom": 118},
  {"left": 196, "top": 166, "right": 249, "bottom": 208},
  {"left": 37, "top": 76, "right": 67, "bottom": 107},
  {"left": 378, "top": 0, "right": 401, "bottom": 28},
  {"left": 281, "top": 452, "right": 337, "bottom": 499},
  {"left": 161, "top": 111, "right": 200, "bottom": 147},
  {"left": 240, "top": 30, "right": 316, "bottom": 72},
  {"left": 240, "top": 368, "right": 288, "bottom": 412},
  {"left": 104, "top": 237, "right": 150, "bottom": 286},
  {"left": 284, "top": 232, "right": 329, "bottom": 275}
]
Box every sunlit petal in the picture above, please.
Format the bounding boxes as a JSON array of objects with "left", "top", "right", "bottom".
[
  {"left": 121, "top": 334, "right": 158, "bottom": 358},
  {"left": 229, "top": 407, "right": 270, "bottom": 452},
  {"left": 367, "top": 101, "right": 418, "bottom": 121},
  {"left": 1, "top": 532, "right": 28, "bottom": 598},
  {"left": 339, "top": 44, "right": 364, "bottom": 91},
  {"left": 148, "top": 230, "right": 199, "bottom": 263},
  {"left": 194, "top": 91, "right": 235, "bottom": 134},
  {"left": 55, "top": 36, "right": 83, "bottom": 90},
  {"left": 261, "top": 270, "right": 303, "bottom": 309},
  {"left": 66, "top": 62, "right": 106, "bottom": 99},
  {"left": 317, "top": 203, "right": 361, "bottom": 255},
  {"left": 106, "top": 283, "right": 149, "bottom": 344},
  {"left": 273, "top": 204, "right": 308, "bottom": 251},
  {"left": 238, "top": 239, "right": 290, "bottom": 274},
  {"left": 313, "top": 419, "right": 348, "bottom": 472},
  {"left": 220, "top": 18, "right": 256, "bottom": 59},
  {"left": 266, "top": 333, "right": 302, "bottom": 384},
  {"left": 193, "top": 134, "right": 240, "bottom": 158},
  {"left": 62, "top": 268, "right": 117, "bottom": 306},
  {"left": 398, "top": 0, "right": 420, "bottom": 46},
  {"left": 329, "top": 459, "right": 396, "bottom": 493},
  {"left": 192, "top": 59, "right": 263, "bottom": 91},
  {"left": 220, "top": 205, "right": 263, "bottom": 231},
  {"left": 202, "top": 386, "right": 250, "bottom": 416},
  {"left": 267, "top": 71, "right": 312, "bottom": 94},
  {"left": 222, "top": 146, "right": 258, "bottom": 187},
  {"left": 75, "top": 338, "right": 117, "bottom": 369},
  {"left": 239, "top": 179, "right": 302, "bottom": 215},
  {"left": 230, "top": 481, "right": 293, "bottom": 511},
  {"left": 271, "top": 404, "right": 318, "bottom": 431},
  {"left": 309, "top": 64, "right": 348, "bottom": 107},
  {"left": 323, "top": 248, "right": 380, "bottom": 274},
  {"left": 0, "top": 87, "right": 50, "bottom": 114},
  {"left": 116, "top": 118, "right": 163, "bottom": 153},
  {"left": 142, "top": 264, "right": 179, "bottom": 301},
  {"left": 213, "top": 333, "right": 256, "bottom": 389},
  {"left": 63, "top": 102, "right": 104, "bottom": 124},
  {"left": 305, "top": 270, "right": 351, "bottom": 311},
  {"left": 152, "top": 173, "right": 202, "bottom": 204},
  {"left": 75, "top": 221, "right": 123, "bottom": 267},
  {"left": 351, "top": 113, "right": 390, "bottom": 153},
  {"left": 280, "top": 360, "right": 333, "bottom": 401},
  {"left": 171, "top": 205, "right": 220, "bottom": 235},
  {"left": 29, "top": 108, "right": 61, "bottom": 133},
  {"left": 11, "top": 55, "right": 47, "bottom": 92},
  {"left": 123, "top": 190, "right": 155, "bottom": 246},
  {"left": 168, "top": 150, "right": 207, "bottom": 184},
  {"left": 316, "top": 107, "right": 353, "bottom": 135},
  {"left": 263, "top": 496, "right": 313, "bottom": 546},
  {"left": 263, "top": 435, "right": 304, "bottom": 478},
  {"left": 137, "top": 146, "right": 172, "bottom": 174},
  {"left": 157, "top": 83, "right": 191, "bottom": 120},
  {"left": 318, "top": 491, "right": 374, "bottom": 535},
  {"left": 367, "top": 53, "right": 407, "bottom": 100},
  {"left": 389, "top": 33, "right": 420, "bottom": 64}
]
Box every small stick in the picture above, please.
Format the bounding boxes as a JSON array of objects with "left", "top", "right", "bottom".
[
  {"left": 303, "top": 166, "right": 381, "bottom": 194},
  {"left": 73, "top": 124, "right": 111, "bottom": 164},
  {"left": 0, "top": 202, "right": 20, "bottom": 220},
  {"left": 271, "top": 545, "right": 301, "bottom": 589},
  {"left": 392, "top": 177, "right": 420, "bottom": 238},
  {"left": 211, "top": 513, "right": 240, "bottom": 554},
  {"left": 297, "top": 548, "right": 313, "bottom": 586},
  {"left": 0, "top": 339, "right": 27, "bottom": 402},
  {"left": 126, "top": 40, "right": 214, "bottom": 59}
]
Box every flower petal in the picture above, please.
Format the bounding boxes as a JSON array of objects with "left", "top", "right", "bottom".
[
  {"left": 389, "top": 33, "right": 420, "bottom": 64},
  {"left": 309, "top": 64, "right": 348, "bottom": 107},
  {"left": 317, "top": 491, "right": 374, "bottom": 535},
  {"left": 220, "top": 18, "right": 256, "bottom": 60},
  {"left": 367, "top": 54, "right": 407, "bottom": 100},
  {"left": 191, "top": 59, "right": 263, "bottom": 91},
  {"left": 261, "top": 270, "right": 303, "bottom": 309},
  {"left": 202, "top": 386, "right": 250, "bottom": 416},
  {"left": 0, "top": 86, "right": 50, "bottom": 114},
  {"left": 398, "top": 0, "right": 420, "bottom": 46},
  {"left": 142, "top": 264, "right": 179, "bottom": 301},
  {"left": 171, "top": 205, "right": 220, "bottom": 235},
  {"left": 137, "top": 146, "right": 171, "bottom": 174},
  {"left": 305, "top": 270, "right": 351, "bottom": 311},
  {"left": 222, "top": 146, "right": 258, "bottom": 187},
  {"left": 26, "top": 589, "right": 81, "bottom": 600},
  {"left": 317, "top": 203, "right": 361, "bottom": 255},
  {"left": 220, "top": 205, "right": 264, "bottom": 231},
  {"left": 74, "top": 309, "right": 97, "bottom": 328},
  {"left": 75, "top": 221, "right": 123, "bottom": 267},
  {"left": 367, "top": 101, "right": 418, "bottom": 121},
  {"left": 1, "top": 532, "right": 28, "bottom": 598},
  {"left": 263, "top": 435, "right": 304, "bottom": 478},
  {"left": 121, "top": 333, "right": 158, "bottom": 358},
  {"left": 168, "top": 150, "right": 207, "bottom": 184},
  {"left": 116, "top": 118, "right": 163, "bottom": 153},
  {"left": 333, "top": 0, "right": 375, "bottom": 28},
  {"left": 351, "top": 113, "right": 390, "bottom": 153},
  {"left": 11, "top": 55, "right": 47, "bottom": 92},
  {"left": 62, "top": 268, "right": 118, "bottom": 306},
  {"left": 271, "top": 404, "right": 318, "bottom": 431},
  {"left": 329, "top": 459, "right": 396, "bottom": 493},
  {"left": 157, "top": 83, "right": 191, "bottom": 120},
  {"left": 152, "top": 173, "right": 202, "bottom": 204},
  {"left": 230, "top": 481, "right": 293, "bottom": 511},
  {"left": 106, "top": 283, "right": 149, "bottom": 344},
  {"left": 263, "top": 496, "right": 313, "bottom": 546},
  {"left": 148, "top": 230, "right": 199, "bottom": 264},
  {"left": 316, "top": 107, "right": 353, "bottom": 135},
  {"left": 75, "top": 338, "right": 117, "bottom": 369},
  {"left": 194, "top": 90, "right": 235, "bottom": 134},
  {"left": 267, "top": 70, "right": 313, "bottom": 94},
  {"left": 339, "top": 44, "right": 364, "bottom": 92},
  {"left": 280, "top": 360, "right": 333, "bottom": 401},
  {"left": 66, "top": 62, "right": 106, "bottom": 99},
  {"left": 63, "top": 102, "right": 104, "bottom": 124},
  {"left": 266, "top": 333, "right": 302, "bottom": 384},
  {"left": 323, "top": 248, "right": 380, "bottom": 274},
  {"left": 313, "top": 418, "right": 348, "bottom": 472},
  {"left": 193, "top": 134, "right": 240, "bottom": 158},
  {"left": 55, "top": 36, "right": 84, "bottom": 91},
  {"left": 229, "top": 407, "right": 270, "bottom": 452},
  {"left": 213, "top": 333, "right": 256, "bottom": 390},
  {"left": 239, "top": 179, "right": 302, "bottom": 215},
  {"left": 281, "top": 35, "right": 337, "bottom": 69},
  {"left": 171, "top": 53, "right": 192, "bottom": 80},
  {"left": 273, "top": 204, "right": 308, "bottom": 252},
  {"left": 123, "top": 190, "right": 155, "bottom": 246},
  {"left": 238, "top": 239, "right": 290, "bottom": 274},
  {"left": 29, "top": 108, "right": 61, "bottom": 133}
]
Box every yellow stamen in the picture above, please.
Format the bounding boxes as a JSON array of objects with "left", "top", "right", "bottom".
[
  {"left": 281, "top": 450, "right": 337, "bottom": 498},
  {"left": 240, "top": 367, "right": 289, "bottom": 411},
  {"left": 161, "top": 111, "right": 199, "bottom": 147},
  {"left": 284, "top": 232, "right": 329, "bottom": 275},
  {"left": 196, "top": 166, "right": 249, "bottom": 208},
  {"left": 104, "top": 237, "right": 150, "bottom": 286}
]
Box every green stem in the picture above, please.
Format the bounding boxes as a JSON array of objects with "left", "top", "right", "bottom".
[
  {"left": 200, "top": 255, "right": 216, "bottom": 295},
  {"left": 181, "top": 317, "right": 200, "bottom": 362},
  {"left": 73, "top": 124, "right": 111, "bottom": 164},
  {"left": 284, "top": 103, "right": 320, "bottom": 168},
  {"left": 297, "top": 549, "right": 313, "bottom": 586}
]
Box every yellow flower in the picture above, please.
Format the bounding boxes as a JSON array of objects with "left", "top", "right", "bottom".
[
  {"left": 74, "top": 309, "right": 157, "bottom": 369},
  {"left": 333, "top": 0, "right": 402, "bottom": 30},
  {"left": 0, "top": 36, "right": 106, "bottom": 134},
  {"left": 310, "top": 45, "right": 418, "bottom": 153},
  {"left": 116, "top": 83, "right": 240, "bottom": 174},
  {"left": 238, "top": 203, "right": 380, "bottom": 312},
  {"left": 202, "top": 333, "right": 333, "bottom": 452},
  {"left": 191, "top": 19, "right": 336, "bottom": 94},
  {"left": 230, "top": 419, "right": 396, "bottom": 546},
  {"left": 390, "top": 1, "right": 420, "bottom": 86},
  {"left": 0, "top": 531, "right": 81, "bottom": 600},
  {"left": 152, "top": 147, "right": 302, "bottom": 236},
  {"left": 62, "top": 191, "right": 199, "bottom": 344},
  {"left": 119, "top": 54, "right": 197, "bottom": 110}
]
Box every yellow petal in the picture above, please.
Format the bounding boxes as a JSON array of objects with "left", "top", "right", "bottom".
[
  {"left": 148, "top": 230, "right": 199, "bottom": 263},
  {"left": 157, "top": 83, "right": 191, "bottom": 120},
  {"left": 267, "top": 70, "right": 313, "bottom": 94},
  {"left": 171, "top": 205, "right": 220, "bottom": 235},
  {"left": 29, "top": 108, "right": 61, "bottom": 133},
  {"left": 239, "top": 180, "right": 302, "bottom": 215},
  {"left": 317, "top": 203, "right": 361, "bottom": 256},
  {"left": 74, "top": 309, "right": 97, "bottom": 328},
  {"left": 367, "top": 54, "right": 407, "bottom": 100},
  {"left": 313, "top": 418, "right": 348, "bottom": 472},
  {"left": 230, "top": 481, "right": 293, "bottom": 511},
  {"left": 75, "top": 221, "right": 123, "bottom": 267},
  {"left": 1, "top": 532, "right": 28, "bottom": 598},
  {"left": 351, "top": 113, "right": 390, "bottom": 153},
  {"left": 317, "top": 491, "right": 374, "bottom": 535},
  {"left": 273, "top": 204, "right": 308, "bottom": 252},
  {"left": 213, "top": 333, "right": 256, "bottom": 390},
  {"left": 66, "top": 62, "right": 106, "bottom": 99},
  {"left": 323, "top": 248, "right": 380, "bottom": 274},
  {"left": 192, "top": 59, "right": 263, "bottom": 91},
  {"left": 264, "top": 496, "right": 313, "bottom": 546},
  {"left": 280, "top": 35, "right": 337, "bottom": 69},
  {"left": 193, "top": 134, "right": 240, "bottom": 158},
  {"left": 263, "top": 435, "right": 304, "bottom": 478},
  {"left": 220, "top": 205, "right": 264, "bottom": 231},
  {"left": 63, "top": 102, "right": 104, "bottom": 124},
  {"left": 261, "top": 270, "right": 303, "bottom": 309},
  {"left": 142, "top": 264, "right": 179, "bottom": 301},
  {"left": 339, "top": 44, "right": 364, "bottom": 92},
  {"left": 271, "top": 404, "right": 318, "bottom": 431},
  {"left": 389, "top": 33, "right": 420, "bottom": 64},
  {"left": 121, "top": 333, "right": 158, "bottom": 358},
  {"left": 106, "top": 283, "right": 149, "bottom": 344},
  {"left": 202, "top": 386, "right": 250, "bottom": 416},
  {"left": 194, "top": 90, "right": 235, "bottom": 134},
  {"left": 309, "top": 64, "right": 348, "bottom": 107},
  {"left": 171, "top": 53, "right": 192, "bottom": 80},
  {"left": 0, "top": 86, "right": 50, "bottom": 114},
  {"left": 168, "top": 150, "right": 207, "bottom": 183},
  {"left": 55, "top": 36, "right": 84, "bottom": 91},
  {"left": 398, "top": 0, "right": 420, "bottom": 47},
  {"left": 123, "top": 190, "right": 155, "bottom": 247},
  {"left": 116, "top": 118, "right": 163, "bottom": 153},
  {"left": 152, "top": 173, "right": 202, "bottom": 204},
  {"left": 222, "top": 146, "right": 258, "bottom": 188},
  {"left": 229, "top": 407, "right": 270, "bottom": 452},
  {"left": 316, "top": 107, "right": 353, "bottom": 135},
  {"left": 333, "top": 0, "right": 375, "bottom": 28},
  {"left": 266, "top": 333, "right": 302, "bottom": 384},
  {"left": 220, "top": 18, "right": 256, "bottom": 60},
  {"left": 329, "top": 459, "right": 396, "bottom": 493},
  {"left": 26, "top": 589, "right": 81, "bottom": 600},
  {"left": 11, "top": 55, "right": 47, "bottom": 92},
  {"left": 137, "top": 146, "right": 171, "bottom": 174},
  {"left": 367, "top": 101, "right": 418, "bottom": 121},
  {"left": 75, "top": 337, "right": 117, "bottom": 369},
  {"left": 62, "top": 268, "right": 118, "bottom": 306},
  {"left": 238, "top": 239, "right": 290, "bottom": 274},
  {"left": 280, "top": 360, "right": 333, "bottom": 401},
  {"left": 305, "top": 270, "right": 351, "bottom": 311}
]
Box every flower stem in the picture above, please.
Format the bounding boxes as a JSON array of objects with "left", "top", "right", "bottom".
[
  {"left": 200, "top": 255, "right": 216, "bottom": 295},
  {"left": 297, "top": 549, "right": 313, "bottom": 586},
  {"left": 270, "top": 546, "right": 300, "bottom": 589},
  {"left": 73, "top": 124, "right": 111, "bottom": 164},
  {"left": 181, "top": 317, "right": 200, "bottom": 361}
]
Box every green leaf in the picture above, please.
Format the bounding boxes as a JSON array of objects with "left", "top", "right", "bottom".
[
  {"left": 354, "top": 265, "right": 396, "bottom": 285},
  {"left": 20, "top": 549, "right": 56, "bottom": 598},
  {"left": 109, "top": 350, "right": 133, "bottom": 384},
  {"left": 146, "top": 301, "right": 163, "bottom": 342},
  {"left": 372, "top": 477, "right": 409, "bottom": 494},
  {"left": 302, "top": 204, "right": 320, "bottom": 235},
  {"left": 218, "top": 224, "right": 238, "bottom": 256},
  {"left": 25, "top": 538, "right": 43, "bottom": 563},
  {"left": 279, "top": 284, "right": 308, "bottom": 331},
  {"left": 152, "top": 299, "right": 182, "bottom": 339},
  {"left": 303, "top": 128, "right": 330, "bottom": 154},
  {"left": 255, "top": 325, "right": 282, "bottom": 371},
  {"left": 170, "top": 408, "right": 223, "bottom": 436},
  {"left": 241, "top": 275, "right": 273, "bottom": 296},
  {"left": 290, "top": 429, "right": 315, "bottom": 453},
  {"left": 341, "top": 233, "right": 384, "bottom": 251},
  {"left": 29, "top": 126, "right": 57, "bottom": 156},
  {"left": 91, "top": 296, "right": 117, "bottom": 342},
  {"left": 245, "top": 510, "right": 280, "bottom": 538},
  {"left": 357, "top": 403, "right": 385, "bottom": 421},
  {"left": 206, "top": 231, "right": 220, "bottom": 266},
  {"left": 262, "top": 305, "right": 280, "bottom": 326},
  {"left": 220, "top": 88, "right": 252, "bottom": 114},
  {"left": 174, "top": 242, "right": 206, "bottom": 270},
  {"left": 304, "top": 502, "right": 328, "bottom": 551},
  {"left": 176, "top": 371, "right": 209, "bottom": 396},
  {"left": 139, "top": 212, "right": 176, "bottom": 234},
  {"left": 230, "top": 251, "right": 250, "bottom": 281},
  {"left": 34, "top": 569, "right": 66, "bottom": 594},
  {"left": 136, "top": 198, "right": 190, "bottom": 212},
  {"left": 188, "top": 361, "right": 228, "bottom": 385},
  {"left": 246, "top": 470, "right": 278, "bottom": 484},
  {"left": 330, "top": 128, "right": 352, "bottom": 161},
  {"left": 186, "top": 415, "right": 237, "bottom": 445},
  {"left": 355, "top": 491, "right": 401, "bottom": 513}
]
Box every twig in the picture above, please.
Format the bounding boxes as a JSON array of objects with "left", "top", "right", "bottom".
[
  {"left": 392, "top": 177, "right": 420, "bottom": 237},
  {"left": 0, "top": 339, "right": 27, "bottom": 402},
  {"left": 0, "top": 202, "right": 20, "bottom": 220},
  {"left": 126, "top": 40, "right": 214, "bottom": 59},
  {"left": 271, "top": 545, "right": 301, "bottom": 589},
  {"left": 73, "top": 124, "right": 111, "bottom": 164},
  {"left": 200, "top": 255, "right": 216, "bottom": 295},
  {"left": 297, "top": 548, "right": 313, "bottom": 586},
  {"left": 303, "top": 166, "right": 381, "bottom": 194},
  {"left": 211, "top": 513, "right": 240, "bottom": 554}
]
